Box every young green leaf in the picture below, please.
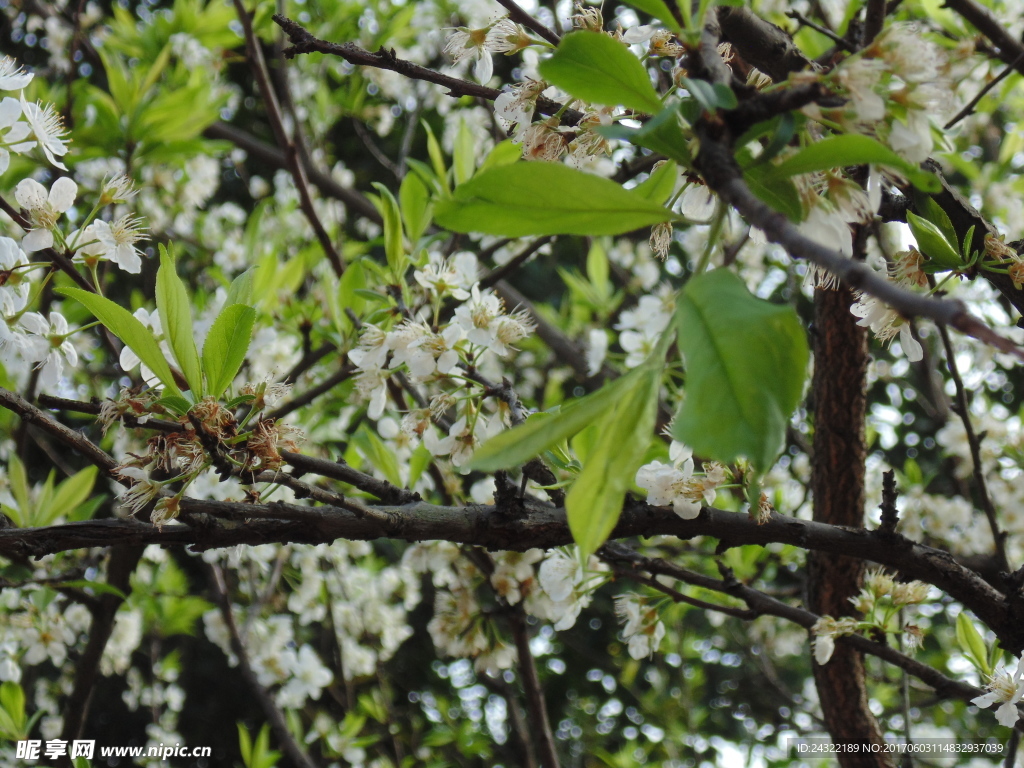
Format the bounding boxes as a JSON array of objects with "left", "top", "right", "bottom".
[
  {"left": 673, "top": 269, "right": 808, "bottom": 472},
  {"left": 453, "top": 117, "right": 476, "bottom": 185},
  {"left": 156, "top": 245, "right": 203, "bottom": 395},
  {"left": 765, "top": 134, "right": 940, "bottom": 192},
  {"left": 467, "top": 370, "right": 645, "bottom": 472},
  {"left": 566, "top": 363, "right": 660, "bottom": 559},
  {"left": 371, "top": 183, "right": 407, "bottom": 278},
  {"left": 226, "top": 267, "right": 258, "bottom": 307},
  {"left": 632, "top": 160, "right": 678, "bottom": 204},
  {"left": 202, "top": 304, "right": 256, "bottom": 398},
  {"left": 907, "top": 211, "right": 963, "bottom": 269},
  {"left": 955, "top": 612, "right": 992, "bottom": 676},
  {"left": 538, "top": 31, "right": 663, "bottom": 114},
  {"left": 399, "top": 172, "right": 432, "bottom": 243},
  {"left": 421, "top": 120, "right": 450, "bottom": 196},
  {"left": 744, "top": 163, "right": 803, "bottom": 221},
  {"left": 435, "top": 162, "right": 675, "bottom": 237},
  {"left": 59, "top": 287, "right": 183, "bottom": 397}
]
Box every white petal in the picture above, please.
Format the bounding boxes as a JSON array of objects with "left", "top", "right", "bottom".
[
  {"left": 474, "top": 52, "right": 493, "bottom": 84},
  {"left": 14, "top": 178, "right": 46, "bottom": 209},
  {"left": 48, "top": 177, "right": 77, "bottom": 211},
  {"left": 22, "top": 228, "right": 52, "bottom": 253}
]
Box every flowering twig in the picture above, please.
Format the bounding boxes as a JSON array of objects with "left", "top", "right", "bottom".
[{"left": 492, "top": 0, "right": 560, "bottom": 46}]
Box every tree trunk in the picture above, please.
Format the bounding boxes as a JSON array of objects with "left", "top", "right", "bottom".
[{"left": 808, "top": 282, "right": 894, "bottom": 767}]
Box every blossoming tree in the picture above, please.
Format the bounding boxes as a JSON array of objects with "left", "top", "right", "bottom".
[{"left": 4, "top": 0, "right": 1024, "bottom": 765}]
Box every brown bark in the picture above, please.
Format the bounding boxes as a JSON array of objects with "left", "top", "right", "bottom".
[{"left": 808, "top": 284, "right": 894, "bottom": 767}]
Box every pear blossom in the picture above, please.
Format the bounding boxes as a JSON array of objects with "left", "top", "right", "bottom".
[
  {"left": 115, "top": 467, "right": 163, "bottom": 517},
  {"left": 635, "top": 443, "right": 727, "bottom": 519},
  {"left": 20, "top": 95, "right": 69, "bottom": 169},
  {"left": 810, "top": 615, "right": 860, "bottom": 665},
  {"left": 0, "top": 56, "right": 33, "bottom": 91},
  {"left": 850, "top": 293, "right": 924, "bottom": 362},
  {"left": 586, "top": 328, "right": 608, "bottom": 377},
  {"left": 414, "top": 252, "right": 476, "bottom": 299},
  {"left": 614, "top": 594, "right": 666, "bottom": 659},
  {"left": 19, "top": 311, "right": 78, "bottom": 388},
  {"left": 15, "top": 177, "right": 77, "bottom": 252},
  {"left": 485, "top": 19, "right": 533, "bottom": 55},
  {"left": 0, "top": 237, "right": 32, "bottom": 315},
  {"left": 77, "top": 214, "right": 147, "bottom": 273},
  {"left": 443, "top": 26, "right": 493, "bottom": 84},
  {"left": 972, "top": 655, "right": 1024, "bottom": 727},
  {"left": 797, "top": 204, "right": 853, "bottom": 258},
  {"left": 0, "top": 97, "right": 34, "bottom": 174},
  {"left": 277, "top": 645, "right": 334, "bottom": 708}
]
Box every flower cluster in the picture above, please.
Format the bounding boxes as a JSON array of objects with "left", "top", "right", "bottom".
[{"left": 635, "top": 442, "right": 728, "bottom": 519}]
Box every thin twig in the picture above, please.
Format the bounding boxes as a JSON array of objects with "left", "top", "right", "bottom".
[
  {"left": 944, "top": 51, "right": 1024, "bottom": 129},
  {"left": 936, "top": 323, "right": 1008, "bottom": 571},
  {"left": 507, "top": 607, "right": 561, "bottom": 768},
  {"left": 493, "top": 0, "right": 560, "bottom": 46},
  {"left": 209, "top": 563, "right": 321, "bottom": 768},
  {"left": 786, "top": 10, "right": 855, "bottom": 51},
  {"left": 233, "top": 0, "right": 345, "bottom": 275}
]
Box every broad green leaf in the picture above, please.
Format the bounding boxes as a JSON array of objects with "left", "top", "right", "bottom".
[
  {"left": 226, "top": 267, "right": 257, "bottom": 307},
  {"left": 467, "top": 370, "right": 645, "bottom": 472},
  {"left": 907, "top": 211, "right": 963, "bottom": 269},
  {"left": 587, "top": 241, "right": 612, "bottom": 301},
  {"left": 621, "top": 0, "right": 681, "bottom": 32},
  {"left": 156, "top": 246, "right": 203, "bottom": 395},
  {"left": 566, "top": 363, "right": 660, "bottom": 558},
  {"left": 371, "top": 183, "right": 407, "bottom": 277},
  {"left": 673, "top": 270, "right": 809, "bottom": 472},
  {"left": 633, "top": 160, "right": 678, "bottom": 203},
  {"left": 910, "top": 192, "right": 958, "bottom": 249},
  {"left": 202, "top": 304, "right": 256, "bottom": 398},
  {"left": 435, "top": 162, "right": 675, "bottom": 237},
  {"left": 59, "top": 287, "right": 182, "bottom": 397},
  {"left": 744, "top": 163, "right": 803, "bottom": 221},
  {"left": 538, "top": 31, "right": 663, "bottom": 114},
  {"left": 399, "top": 172, "right": 431, "bottom": 242},
  {"left": 765, "top": 134, "right": 940, "bottom": 192}
]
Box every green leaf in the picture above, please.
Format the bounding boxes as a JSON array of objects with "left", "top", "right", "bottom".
[
  {"left": 354, "top": 425, "right": 402, "bottom": 487},
  {"left": 41, "top": 466, "right": 98, "bottom": 527},
  {"left": 679, "top": 77, "right": 735, "bottom": 112},
  {"left": 765, "top": 134, "right": 940, "bottom": 192},
  {"left": 435, "top": 162, "right": 674, "bottom": 237},
  {"left": 421, "top": 120, "right": 450, "bottom": 196},
  {"left": 371, "top": 183, "right": 407, "bottom": 278},
  {"left": 632, "top": 160, "right": 678, "bottom": 203},
  {"left": 597, "top": 104, "right": 692, "bottom": 166},
  {"left": 226, "top": 267, "right": 258, "bottom": 307},
  {"left": 479, "top": 139, "right": 523, "bottom": 172},
  {"left": 744, "top": 163, "right": 803, "bottom": 221},
  {"left": 202, "top": 304, "right": 256, "bottom": 398},
  {"left": 673, "top": 270, "right": 809, "bottom": 472},
  {"left": 621, "top": 0, "right": 681, "bottom": 32},
  {"left": 59, "top": 287, "right": 182, "bottom": 397},
  {"left": 907, "top": 211, "right": 963, "bottom": 269},
  {"left": 955, "top": 612, "right": 991, "bottom": 676},
  {"left": 399, "top": 172, "right": 432, "bottom": 243},
  {"left": 566, "top": 364, "right": 660, "bottom": 558},
  {"left": 156, "top": 246, "right": 203, "bottom": 395},
  {"left": 467, "top": 370, "right": 644, "bottom": 472},
  {"left": 538, "top": 31, "right": 663, "bottom": 114},
  {"left": 453, "top": 117, "right": 475, "bottom": 185},
  {"left": 6, "top": 453, "right": 31, "bottom": 527}
]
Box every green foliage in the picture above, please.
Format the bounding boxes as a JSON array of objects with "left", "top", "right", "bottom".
[
  {"left": 538, "top": 31, "right": 664, "bottom": 114},
  {"left": 674, "top": 270, "right": 809, "bottom": 472},
  {"left": 202, "top": 304, "right": 257, "bottom": 399},
  {"left": 238, "top": 723, "right": 280, "bottom": 768},
  {"left": 566, "top": 361, "right": 660, "bottom": 558},
  {"left": 1, "top": 456, "right": 99, "bottom": 528},
  {"left": 60, "top": 287, "right": 184, "bottom": 398},
  {"left": 156, "top": 245, "right": 204, "bottom": 395},
  {"left": 435, "top": 162, "right": 676, "bottom": 236},
  {"left": 766, "top": 134, "right": 941, "bottom": 192},
  {"left": 907, "top": 211, "right": 964, "bottom": 270}
]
